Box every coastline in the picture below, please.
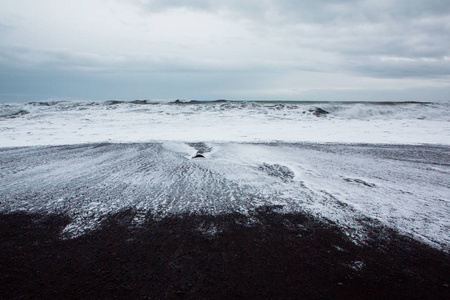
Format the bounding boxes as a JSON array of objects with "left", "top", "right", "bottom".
[{"left": 1, "top": 142, "right": 449, "bottom": 298}]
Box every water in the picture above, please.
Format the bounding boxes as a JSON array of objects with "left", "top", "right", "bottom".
[{"left": 1, "top": 100, "right": 449, "bottom": 147}]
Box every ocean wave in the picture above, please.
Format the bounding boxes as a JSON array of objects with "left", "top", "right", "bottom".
[
  {"left": 1, "top": 100, "right": 448, "bottom": 147},
  {"left": 0, "top": 105, "right": 30, "bottom": 119},
  {"left": 2, "top": 100, "right": 447, "bottom": 121}
]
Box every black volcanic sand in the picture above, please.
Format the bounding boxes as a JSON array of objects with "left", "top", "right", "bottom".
[{"left": 1, "top": 208, "right": 449, "bottom": 299}]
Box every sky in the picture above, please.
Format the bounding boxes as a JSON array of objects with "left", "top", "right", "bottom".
[{"left": 0, "top": 0, "right": 449, "bottom": 102}]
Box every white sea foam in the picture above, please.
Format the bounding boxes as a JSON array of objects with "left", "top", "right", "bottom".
[
  {"left": 0, "top": 100, "right": 448, "bottom": 147},
  {"left": 1, "top": 142, "right": 448, "bottom": 250}
]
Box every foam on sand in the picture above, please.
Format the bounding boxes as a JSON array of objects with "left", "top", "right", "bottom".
[{"left": 1, "top": 142, "right": 448, "bottom": 251}]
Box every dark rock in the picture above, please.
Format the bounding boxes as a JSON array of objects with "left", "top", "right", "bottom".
[{"left": 308, "top": 107, "right": 329, "bottom": 117}]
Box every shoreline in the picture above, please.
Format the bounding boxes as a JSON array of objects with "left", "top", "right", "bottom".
[{"left": 1, "top": 142, "right": 449, "bottom": 298}]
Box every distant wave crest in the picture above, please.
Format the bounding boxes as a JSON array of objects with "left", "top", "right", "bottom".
[{"left": 0, "top": 100, "right": 447, "bottom": 121}]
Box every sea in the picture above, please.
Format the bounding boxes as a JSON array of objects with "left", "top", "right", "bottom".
[{"left": 0, "top": 100, "right": 449, "bottom": 147}]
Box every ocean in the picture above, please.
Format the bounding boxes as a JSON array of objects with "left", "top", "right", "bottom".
[{"left": 1, "top": 100, "right": 449, "bottom": 146}]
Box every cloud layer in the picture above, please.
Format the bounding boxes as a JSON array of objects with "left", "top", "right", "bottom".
[{"left": 0, "top": 0, "right": 449, "bottom": 101}]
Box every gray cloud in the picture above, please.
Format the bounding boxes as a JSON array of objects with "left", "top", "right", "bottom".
[
  {"left": 0, "top": 44, "right": 333, "bottom": 75},
  {"left": 126, "top": 0, "right": 450, "bottom": 78},
  {"left": 0, "top": 0, "right": 449, "bottom": 101},
  {"left": 132, "top": 0, "right": 450, "bottom": 22},
  {"left": 349, "top": 56, "right": 450, "bottom": 78},
  {"left": 0, "top": 22, "right": 14, "bottom": 37}
]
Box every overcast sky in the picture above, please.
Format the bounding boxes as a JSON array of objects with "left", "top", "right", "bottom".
[{"left": 1, "top": 0, "right": 449, "bottom": 102}]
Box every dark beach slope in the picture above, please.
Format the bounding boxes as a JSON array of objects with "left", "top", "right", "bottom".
[
  {"left": 0, "top": 143, "right": 449, "bottom": 299},
  {"left": 1, "top": 210, "right": 449, "bottom": 299}
]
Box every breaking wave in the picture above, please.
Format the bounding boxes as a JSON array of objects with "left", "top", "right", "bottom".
[
  {"left": 0, "top": 105, "right": 30, "bottom": 118},
  {"left": 1, "top": 99, "right": 447, "bottom": 121},
  {"left": 0, "top": 99, "right": 448, "bottom": 147}
]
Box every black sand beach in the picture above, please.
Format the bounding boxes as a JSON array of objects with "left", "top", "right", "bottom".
[
  {"left": 1, "top": 143, "right": 449, "bottom": 299},
  {"left": 1, "top": 210, "right": 449, "bottom": 299}
]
